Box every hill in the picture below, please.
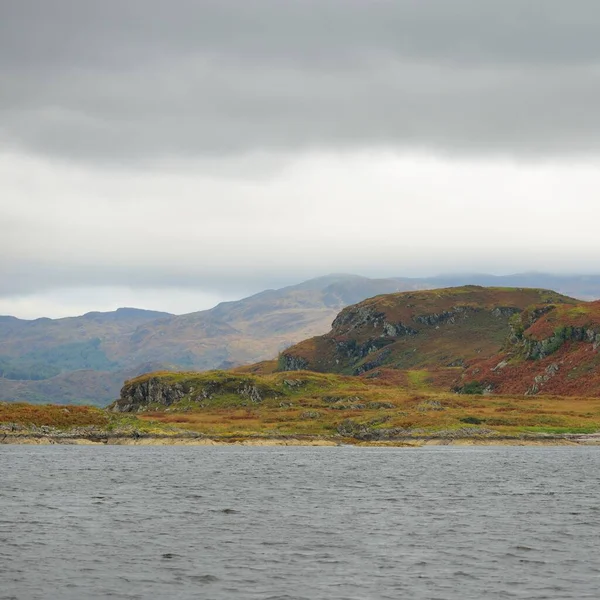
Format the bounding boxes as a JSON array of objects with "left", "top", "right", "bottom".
[
  {"left": 0, "top": 307, "right": 172, "bottom": 379},
  {"left": 279, "top": 286, "right": 578, "bottom": 376},
  {"left": 98, "top": 285, "right": 600, "bottom": 442},
  {"left": 121, "top": 274, "right": 429, "bottom": 369},
  {"left": 3, "top": 273, "right": 600, "bottom": 405},
  {"left": 103, "top": 369, "right": 600, "bottom": 442},
  {"left": 0, "top": 308, "right": 173, "bottom": 405}
]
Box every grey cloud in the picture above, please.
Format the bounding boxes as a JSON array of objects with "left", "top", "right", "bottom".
[{"left": 1, "top": 0, "right": 600, "bottom": 161}]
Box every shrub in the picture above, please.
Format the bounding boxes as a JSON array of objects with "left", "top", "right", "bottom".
[
  {"left": 460, "top": 416, "right": 484, "bottom": 425},
  {"left": 461, "top": 381, "right": 485, "bottom": 395}
]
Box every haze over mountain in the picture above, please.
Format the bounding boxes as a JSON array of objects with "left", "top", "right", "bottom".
[{"left": 3, "top": 272, "right": 600, "bottom": 405}]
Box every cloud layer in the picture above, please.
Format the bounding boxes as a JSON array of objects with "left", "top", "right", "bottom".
[
  {"left": 2, "top": 1, "right": 600, "bottom": 162},
  {"left": 2, "top": 1, "right": 600, "bottom": 317}
]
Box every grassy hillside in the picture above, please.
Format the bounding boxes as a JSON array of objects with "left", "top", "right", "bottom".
[
  {"left": 0, "top": 402, "right": 175, "bottom": 436},
  {"left": 107, "top": 370, "right": 600, "bottom": 439}
]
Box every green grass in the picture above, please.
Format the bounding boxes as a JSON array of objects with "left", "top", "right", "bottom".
[
  {"left": 406, "top": 370, "right": 430, "bottom": 389},
  {"left": 118, "top": 371, "right": 600, "bottom": 439}
]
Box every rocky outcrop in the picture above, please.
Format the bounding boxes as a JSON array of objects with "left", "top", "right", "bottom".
[
  {"left": 534, "top": 327, "right": 600, "bottom": 358},
  {"left": 335, "top": 419, "right": 495, "bottom": 441},
  {"left": 514, "top": 326, "right": 600, "bottom": 360},
  {"left": 112, "top": 377, "right": 186, "bottom": 412},
  {"left": 525, "top": 363, "right": 560, "bottom": 395},
  {"left": 111, "top": 373, "right": 275, "bottom": 413},
  {"left": 353, "top": 349, "right": 392, "bottom": 375},
  {"left": 331, "top": 306, "right": 418, "bottom": 337},
  {"left": 277, "top": 355, "right": 309, "bottom": 372},
  {"left": 414, "top": 306, "right": 472, "bottom": 326}
]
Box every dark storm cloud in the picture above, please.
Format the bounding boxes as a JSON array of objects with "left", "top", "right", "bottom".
[{"left": 1, "top": 0, "right": 600, "bottom": 161}]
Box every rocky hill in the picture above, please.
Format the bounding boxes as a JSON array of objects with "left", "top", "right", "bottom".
[{"left": 279, "top": 287, "right": 578, "bottom": 375}]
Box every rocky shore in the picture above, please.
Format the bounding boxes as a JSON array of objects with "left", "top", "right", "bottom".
[{"left": 3, "top": 423, "right": 600, "bottom": 447}]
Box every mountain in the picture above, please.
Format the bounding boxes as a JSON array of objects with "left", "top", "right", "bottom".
[
  {"left": 120, "top": 274, "right": 428, "bottom": 370},
  {"left": 278, "top": 286, "right": 578, "bottom": 375},
  {"left": 0, "top": 307, "right": 173, "bottom": 405},
  {"left": 0, "top": 275, "right": 424, "bottom": 405},
  {"left": 3, "top": 272, "right": 600, "bottom": 406}
]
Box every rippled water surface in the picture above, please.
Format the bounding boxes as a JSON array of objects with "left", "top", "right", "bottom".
[{"left": 2, "top": 445, "right": 600, "bottom": 599}]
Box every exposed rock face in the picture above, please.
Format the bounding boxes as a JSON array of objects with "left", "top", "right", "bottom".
[
  {"left": 278, "top": 355, "right": 309, "bottom": 371},
  {"left": 522, "top": 327, "right": 600, "bottom": 359},
  {"left": 113, "top": 377, "right": 186, "bottom": 412},
  {"left": 353, "top": 349, "right": 392, "bottom": 375},
  {"left": 414, "top": 307, "right": 474, "bottom": 326},
  {"left": 111, "top": 374, "right": 273, "bottom": 413},
  {"left": 526, "top": 363, "right": 560, "bottom": 395},
  {"left": 331, "top": 306, "right": 418, "bottom": 337}
]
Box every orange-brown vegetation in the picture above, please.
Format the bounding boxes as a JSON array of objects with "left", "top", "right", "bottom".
[
  {"left": 137, "top": 385, "right": 600, "bottom": 438},
  {"left": 0, "top": 403, "right": 109, "bottom": 428},
  {"left": 525, "top": 302, "right": 600, "bottom": 340},
  {"left": 109, "top": 367, "right": 600, "bottom": 438},
  {"left": 460, "top": 297, "right": 600, "bottom": 396}
]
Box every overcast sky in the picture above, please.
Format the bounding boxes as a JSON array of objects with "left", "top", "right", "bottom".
[{"left": 2, "top": 0, "right": 600, "bottom": 318}]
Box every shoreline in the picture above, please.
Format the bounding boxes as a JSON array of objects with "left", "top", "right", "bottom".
[{"left": 3, "top": 432, "right": 600, "bottom": 447}]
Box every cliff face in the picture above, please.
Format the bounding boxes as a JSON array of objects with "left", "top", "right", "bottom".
[
  {"left": 110, "top": 372, "right": 280, "bottom": 413},
  {"left": 279, "top": 286, "right": 577, "bottom": 375}
]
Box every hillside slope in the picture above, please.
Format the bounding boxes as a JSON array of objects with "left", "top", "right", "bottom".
[
  {"left": 279, "top": 287, "right": 578, "bottom": 375},
  {"left": 105, "top": 370, "right": 600, "bottom": 441},
  {"left": 460, "top": 301, "right": 600, "bottom": 396}
]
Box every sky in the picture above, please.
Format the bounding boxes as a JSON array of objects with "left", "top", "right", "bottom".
[{"left": 2, "top": 0, "right": 600, "bottom": 318}]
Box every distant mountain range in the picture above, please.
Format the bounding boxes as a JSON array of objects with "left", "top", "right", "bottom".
[{"left": 2, "top": 272, "right": 600, "bottom": 405}]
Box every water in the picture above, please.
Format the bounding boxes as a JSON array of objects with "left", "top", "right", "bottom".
[{"left": 1, "top": 446, "right": 600, "bottom": 600}]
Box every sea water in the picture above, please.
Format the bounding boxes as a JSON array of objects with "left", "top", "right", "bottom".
[{"left": 2, "top": 445, "right": 600, "bottom": 599}]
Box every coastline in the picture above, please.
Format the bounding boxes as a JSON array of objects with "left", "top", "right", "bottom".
[{"left": 3, "top": 432, "right": 600, "bottom": 447}]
